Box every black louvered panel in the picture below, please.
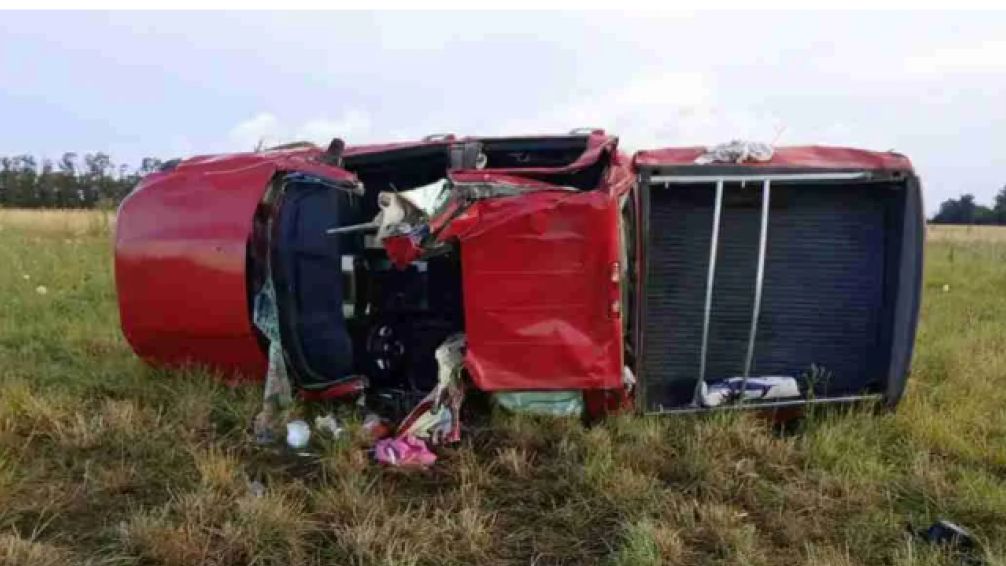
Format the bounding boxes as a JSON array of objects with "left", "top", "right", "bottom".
[{"left": 642, "top": 183, "right": 890, "bottom": 410}]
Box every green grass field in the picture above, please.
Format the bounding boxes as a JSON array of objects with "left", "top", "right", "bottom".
[{"left": 2, "top": 209, "right": 1006, "bottom": 565}]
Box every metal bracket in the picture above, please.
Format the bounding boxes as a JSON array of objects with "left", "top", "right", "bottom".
[
  {"left": 690, "top": 178, "right": 724, "bottom": 406},
  {"left": 738, "top": 179, "right": 771, "bottom": 404}
]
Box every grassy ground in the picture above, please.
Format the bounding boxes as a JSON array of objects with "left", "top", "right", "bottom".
[{"left": 1, "top": 209, "right": 1005, "bottom": 565}]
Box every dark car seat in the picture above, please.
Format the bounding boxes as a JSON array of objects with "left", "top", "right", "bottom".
[{"left": 271, "top": 174, "right": 362, "bottom": 387}]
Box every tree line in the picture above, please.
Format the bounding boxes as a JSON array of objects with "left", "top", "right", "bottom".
[
  {"left": 0, "top": 153, "right": 163, "bottom": 209},
  {"left": 931, "top": 187, "right": 1006, "bottom": 225}
]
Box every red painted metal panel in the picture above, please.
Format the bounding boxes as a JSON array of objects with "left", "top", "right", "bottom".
[
  {"left": 114, "top": 148, "right": 352, "bottom": 380},
  {"left": 443, "top": 189, "right": 624, "bottom": 391},
  {"left": 633, "top": 145, "right": 914, "bottom": 171}
]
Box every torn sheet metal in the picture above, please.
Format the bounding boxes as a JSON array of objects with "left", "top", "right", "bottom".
[
  {"left": 374, "top": 180, "right": 450, "bottom": 241},
  {"left": 379, "top": 177, "right": 574, "bottom": 271},
  {"left": 397, "top": 179, "right": 452, "bottom": 216},
  {"left": 396, "top": 333, "right": 466, "bottom": 444}
]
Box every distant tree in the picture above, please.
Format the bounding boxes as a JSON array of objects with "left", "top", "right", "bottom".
[
  {"left": 37, "top": 158, "right": 55, "bottom": 207},
  {"left": 0, "top": 151, "right": 169, "bottom": 209},
  {"left": 974, "top": 204, "right": 997, "bottom": 225},
  {"left": 53, "top": 152, "right": 79, "bottom": 207},
  {"left": 58, "top": 152, "right": 77, "bottom": 176},
  {"left": 10, "top": 155, "right": 38, "bottom": 207},
  {"left": 0, "top": 151, "right": 165, "bottom": 210},
  {"left": 139, "top": 157, "right": 163, "bottom": 175},
  {"left": 81, "top": 153, "right": 113, "bottom": 208},
  {"left": 995, "top": 185, "right": 1006, "bottom": 224},
  {"left": 932, "top": 191, "right": 1006, "bottom": 226},
  {"left": 933, "top": 194, "right": 977, "bottom": 224},
  {"left": 0, "top": 156, "right": 12, "bottom": 206}
]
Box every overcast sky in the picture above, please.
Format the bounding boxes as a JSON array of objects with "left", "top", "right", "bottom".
[{"left": 1, "top": 11, "right": 1004, "bottom": 211}]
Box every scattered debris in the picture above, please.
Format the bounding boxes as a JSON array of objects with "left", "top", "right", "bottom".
[
  {"left": 373, "top": 434, "right": 437, "bottom": 469},
  {"left": 382, "top": 229, "right": 427, "bottom": 270},
  {"left": 362, "top": 413, "right": 393, "bottom": 441},
  {"left": 247, "top": 479, "right": 266, "bottom": 498},
  {"left": 912, "top": 519, "right": 983, "bottom": 565},
  {"left": 801, "top": 363, "right": 834, "bottom": 399},
  {"left": 314, "top": 414, "right": 344, "bottom": 439},
  {"left": 622, "top": 366, "right": 637, "bottom": 393},
  {"left": 285, "top": 419, "right": 311, "bottom": 449},
  {"left": 699, "top": 376, "right": 801, "bottom": 408},
  {"left": 251, "top": 277, "right": 294, "bottom": 445},
  {"left": 374, "top": 179, "right": 451, "bottom": 242},
  {"left": 397, "top": 333, "right": 466, "bottom": 444},
  {"left": 252, "top": 414, "right": 276, "bottom": 446},
  {"left": 694, "top": 140, "right": 774, "bottom": 165},
  {"left": 299, "top": 376, "right": 368, "bottom": 403}
]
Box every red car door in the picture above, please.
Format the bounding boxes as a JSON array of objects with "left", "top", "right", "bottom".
[{"left": 439, "top": 138, "right": 635, "bottom": 392}]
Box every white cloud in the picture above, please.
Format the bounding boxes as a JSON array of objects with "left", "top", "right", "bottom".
[
  {"left": 294, "top": 109, "right": 373, "bottom": 146},
  {"left": 496, "top": 71, "right": 784, "bottom": 152},
  {"left": 227, "top": 109, "right": 375, "bottom": 150},
  {"left": 905, "top": 40, "right": 1006, "bottom": 74},
  {"left": 228, "top": 112, "right": 281, "bottom": 150}
]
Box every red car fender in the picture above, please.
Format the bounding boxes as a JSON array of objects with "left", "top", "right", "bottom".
[{"left": 114, "top": 149, "right": 352, "bottom": 380}]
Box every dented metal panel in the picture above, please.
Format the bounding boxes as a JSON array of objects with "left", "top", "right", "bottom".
[
  {"left": 115, "top": 148, "right": 354, "bottom": 380},
  {"left": 445, "top": 189, "right": 624, "bottom": 391}
]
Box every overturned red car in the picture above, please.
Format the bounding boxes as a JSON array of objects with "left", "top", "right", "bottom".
[{"left": 115, "top": 132, "right": 924, "bottom": 423}]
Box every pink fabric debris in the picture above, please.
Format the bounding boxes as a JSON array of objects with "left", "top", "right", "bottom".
[{"left": 373, "top": 434, "right": 437, "bottom": 469}]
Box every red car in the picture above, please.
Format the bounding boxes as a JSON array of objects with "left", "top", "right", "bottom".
[{"left": 115, "top": 132, "right": 924, "bottom": 419}]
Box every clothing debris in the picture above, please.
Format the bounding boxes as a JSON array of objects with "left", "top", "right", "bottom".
[
  {"left": 374, "top": 434, "right": 437, "bottom": 469},
  {"left": 695, "top": 140, "right": 774, "bottom": 165},
  {"left": 699, "top": 376, "right": 801, "bottom": 408}
]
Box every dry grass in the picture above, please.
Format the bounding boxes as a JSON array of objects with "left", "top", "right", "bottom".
[
  {"left": 927, "top": 224, "right": 1006, "bottom": 243},
  {"left": 1, "top": 209, "right": 1005, "bottom": 564},
  {"left": 0, "top": 208, "right": 114, "bottom": 238}
]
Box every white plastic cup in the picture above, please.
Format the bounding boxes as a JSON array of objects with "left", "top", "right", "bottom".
[{"left": 285, "top": 419, "right": 311, "bottom": 449}]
